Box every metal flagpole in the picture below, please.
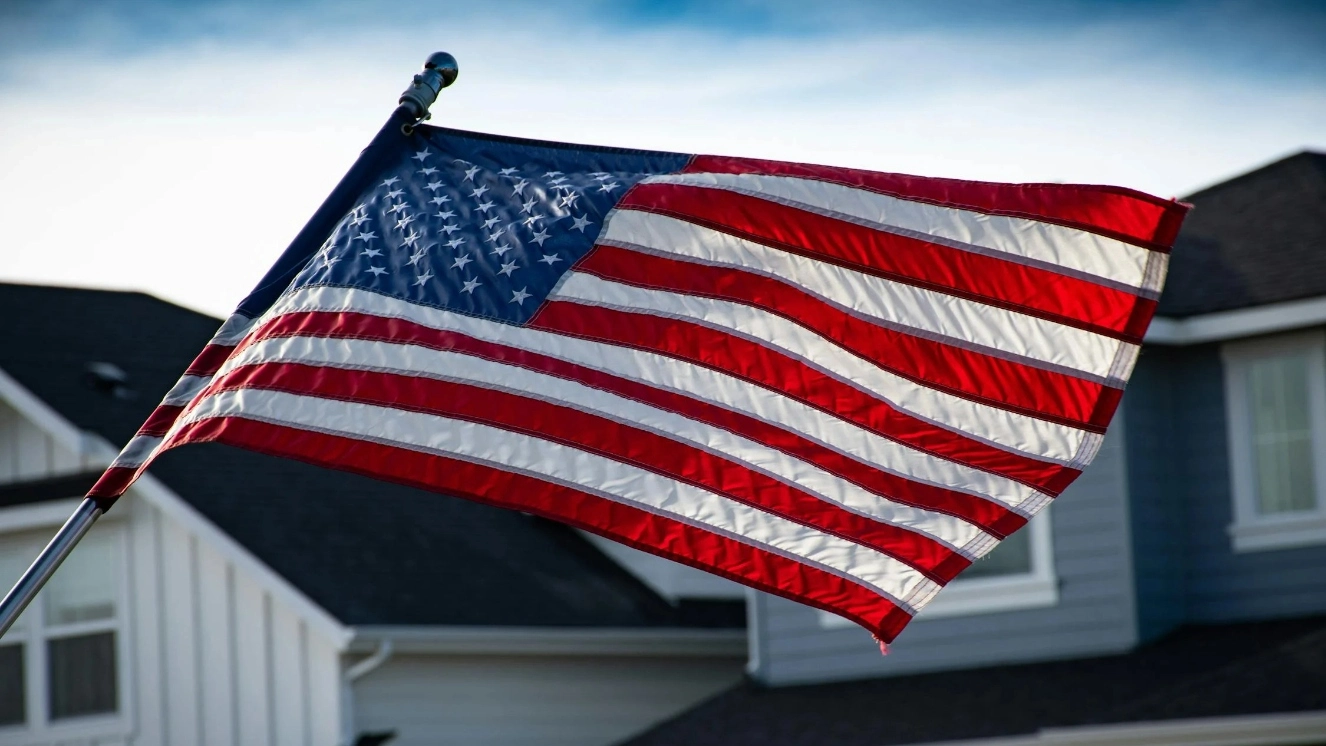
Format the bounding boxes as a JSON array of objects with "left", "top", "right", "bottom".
[{"left": 0, "top": 52, "right": 459, "bottom": 640}]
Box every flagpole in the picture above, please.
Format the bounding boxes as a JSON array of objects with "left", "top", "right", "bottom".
[{"left": 0, "top": 52, "right": 459, "bottom": 640}]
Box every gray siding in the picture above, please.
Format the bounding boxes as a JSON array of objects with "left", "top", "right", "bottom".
[
  {"left": 753, "top": 424, "right": 1137, "bottom": 685},
  {"left": 1126, "top": 342, "right": 1326, "bottom": 635}
]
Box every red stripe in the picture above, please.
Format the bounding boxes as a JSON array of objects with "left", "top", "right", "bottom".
[
  {"left": 165, "top": 414, "right": 916, "bottom": 641},
  {"left": 204, "top": 361, "right": 973, "bottom": 583},
  {"left": 686, "top": 155, "right": 1190, "bottom": 252},
  {"left": 185, "top": 344, "right": 236, "bottom": 377},
  {"left": 138, "top": 404, "right": 185, "bottom": 437},
  {"left": 617, "top": 186, "right": 1156, "bottom": 340},
  {"left": 576, "top": 244, "right": 1117, "bottom": 433},
  {"left": 248, "top": 311, "right": 1029, "bottom": 537},
  {"left": 87, "top": 466, "right": 137, "bottom": 501},
  {"left": 531, "top": 298, "right": 1081, "bottom": 494}
]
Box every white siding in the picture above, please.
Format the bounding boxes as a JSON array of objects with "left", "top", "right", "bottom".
[
  {"left": 0, "top": 493, "right": 345, "bottom": 746},
  {"left": 352, "top": 653, "right": 743, "bottom": 746},
  {"left": 0, "top": 400, "right": 84, "bottom": 484}
]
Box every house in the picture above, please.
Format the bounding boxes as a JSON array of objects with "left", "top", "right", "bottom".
[
  {"left": 623, "top": 151, "right": 1326, "bottom": 746},
  {"left": 0, "top": 284, "right": 748, "bottom": 746}
]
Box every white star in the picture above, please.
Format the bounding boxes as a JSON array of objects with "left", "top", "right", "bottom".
[
  {"left": 354, "top": 231, "right": 377, "bottom": 242},
  {"left": 512, "top": 179, "right": 529, "bottom": 196},
  {"left": 530, "top": 229, "right": 551, "bottom": 246},
  {"left": 539, "top": 253, "right": 562, "bottom": 265},
  {"left": 548, "top": 176, "right": 568, "bottom": 186},
  {"left": 320, "top": 255, "right": 341, "bottom": 268},
  {"left": 413, "top": 149, "right": 430, "bottom": 162},
  {"left": 476, "top": 200, "right": 495, "bottom": 213},
  {"left": 360, "top": 247, "right": 383, "bottom": 257},
  {"left": 469, "top": 184, "right": 490, "bottom": 199},
  {"left": 598, "top": 182, "right": 620, "bottom": 193},
  {"left": 418, "top": 167, "right": 438, "bottom": 176},
  {"left": 481, "top": 216, "right": 501, "bottom": 230},
  {"left": 414, "top": 272, "right": 433, "bottom": 286},
  {"left": 388, "top": 202, "right": 409, "bottom": 214},
  {"left": 426, "top": 181, "right": 444, "bottom": 192},
  {"left": 380, "top": 177, "right": 399, "bottom": 188},
  {"left": 435, "top": 211, "right": 456, "bottom": 220},
  {"left": 520, "top": 198, "right": 538, "bottom": 214},
  {"left": 491, "top": 244, "right": 515, "bottom": 257},
  {"left": 559, "top": 192, "right": 581, "bottom": 208},
  {"left": 592, "top": 173, "right": 612, "bottom": 181},
  {"left": 499, "top": 167, "right": 519, "bottom": 176},
  {"left": 498, "top": 260, "right": 519, "bottom": 276},
  {"left": 386, "top": 189, "right": 404, "bottom": 200},
  {"left": 461, "top": 278, "right": 481, "bottom": 294},
  {"left": 430, "top": 195, "right": 452, "bottom": 206},
  {"left": 440, "top": 223, "right": 460, "bottom": 235},
  {"left": 463, "top": 166, "right": 480, "bottom": 181},
  {"left": 451, "top": 254, "right": 474, "bottom": 270},
  {"left": 407, "top": 249, "right": 427, "bottom": 266},
  {"left": 487, "top": 228, "right": 507, "bottom": 242},
  {"left": 510, "top": 287, "right": 532, "bottom": 304},
  {"left": 395, "top": 214, "right": 416, "bottom": 230},
  {"left": 349, "top": 212, "right": 369, "bottom": 227},
  {"left": 543, "top": 171, "right": 562, "bottom": 178},
  {"left": 570, "top": 215, "right": 592, "bottom": 232},
  {"left": 521, "top": 215, "right": 543, "bottom": 228},
  {"left": 446, "top": 237, "right": 466, "bottom": 249},
  {"left": 402, "top": 230, "right": 421, "bottom": 246},
  {"left": 367, "top": 265, "right": 387, "bottom": 276}
]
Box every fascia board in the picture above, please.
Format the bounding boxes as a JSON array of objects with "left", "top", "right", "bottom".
[
  {"left": 347, "top": 625, "right": 748, "bottom": 657},
  {"left": 1147, "top": 296, "right": 1326, "bottom": 346}
]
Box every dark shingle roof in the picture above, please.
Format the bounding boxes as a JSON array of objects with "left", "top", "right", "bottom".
[
  {"left": 1158, "top": 151, "right": 1326, "bottom": 317},
  {"left": 623, "top": 615, "right": 1326, "bottom": 746},
  {"left": 0, "top": 282, "right": 743, "bottom": 629}
]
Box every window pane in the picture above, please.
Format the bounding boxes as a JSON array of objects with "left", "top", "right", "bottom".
[
  {"left": 1248, "top": 353, "right": 1318, "bottom": 515},
  {"left": 48, "top": 631, "right": 117, "bottom": 719},
  {"left": 44, "top": 530, "right": 118, "bottom": 625},
  {"left": 960, "top": 527, "right": 1032, "bottom": 579},
  {"left": 0, "top": 644, "right": 23, "bottom": 726}
]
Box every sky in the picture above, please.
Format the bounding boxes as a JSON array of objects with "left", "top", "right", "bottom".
[{"left": 2, "top": 0, "right": 1324, "bottom": 317}]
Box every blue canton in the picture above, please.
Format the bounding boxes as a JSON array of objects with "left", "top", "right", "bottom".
[{"left": 290, "top": 128, "right": 690, "bottom": 325}]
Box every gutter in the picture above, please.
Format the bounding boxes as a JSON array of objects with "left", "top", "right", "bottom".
[
  {"left": 1146, "top": 296, "right": 1326, "bottom": 346},
  {"left": 340, "top": 639, "right": 394, "bottom": 746}
]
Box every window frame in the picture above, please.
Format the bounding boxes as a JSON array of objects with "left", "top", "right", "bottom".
[
  {"left": 1222, "top": 330, "right": 1326, "bottom": 553},
  {"left": 818, "top": 508, "right": 1057, "bottom": 628},
  {"left": 0, "top": 515, "right": 132, "bottom": 744}
]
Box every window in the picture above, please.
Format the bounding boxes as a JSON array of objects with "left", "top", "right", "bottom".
[
  {"left": 0, "top": 525, "right": 126, "bottom": 739},
  {"left": 1223, "top": 331, "right": 1326, "bottom": 552},
  {"left": 818, "top": 509, "right": 1057, "bottom": 628}
]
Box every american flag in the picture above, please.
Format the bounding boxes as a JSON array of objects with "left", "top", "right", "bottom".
[{"left": 90, "top": 127, "right": 1188, "bottom": 642}]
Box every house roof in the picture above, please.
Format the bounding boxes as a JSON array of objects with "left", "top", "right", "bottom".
[
  {"left": 1158, "top": 151, "right": 1326, "bottom": 317},
  {"left": 623, "top": 614, "right": 1326, "bottom": 746},
  {"left": 0, "top": 281, "right": 743, "bottom": 629}
]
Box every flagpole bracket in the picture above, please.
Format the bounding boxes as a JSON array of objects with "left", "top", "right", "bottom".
[{"left": 399, "top": 52, "right": 459, "bottom": 134}]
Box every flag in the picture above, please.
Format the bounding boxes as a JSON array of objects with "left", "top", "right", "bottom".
[{"left": 89, "top": 127, "right": 1188, "bottom": 641}]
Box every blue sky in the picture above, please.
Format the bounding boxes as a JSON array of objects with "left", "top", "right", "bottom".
[{"left": 2, "top": 0, "right": 1324, "bottom": 315}]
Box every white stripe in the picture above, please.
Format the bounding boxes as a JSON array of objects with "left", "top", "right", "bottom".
[
  {"left": 161, "top": 375, "right": 212, "bottom": 407},
  {"left": 175, "top": 387, "right": 942, "bottom": 612},
  {"left": 223, "top": 334, "right": 999, "bottom": 558},
  {"left": 255, "top": 286, "right": 1050, "bottom": 513},
  {"left": 643, "top": 171, "right": 1160, "bottom": 292},
  {"left": 553, "top": 270, "right": 1090, "bottom": 465},
  {"left": 111, "top": 434, "right": 163, "bottom": 468},
  {"left": 211, "top": 313, "right": 258, "bottom": 346},
  {"left": 600, "top": 209, "right": 1133, "bottom": 382}
]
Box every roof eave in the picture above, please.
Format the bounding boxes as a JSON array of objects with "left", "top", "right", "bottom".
[
  {"left": 1147, "top": 294, "right": 1326, "bottom": 346},
  {"left": 346, "top": 624, "right": 747, "bottom": 657}
]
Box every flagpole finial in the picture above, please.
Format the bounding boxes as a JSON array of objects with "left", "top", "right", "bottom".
[{"left": 399, "top": 52, "right": 459, "bottom": 128}]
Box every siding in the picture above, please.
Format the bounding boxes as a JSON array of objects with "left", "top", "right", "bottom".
[
  {"left": 1166, "top": 343, "right": 1326, "bottom": 623},
  {"left": 0, "top": 400, "right": 85, "bottom": 484},
  {"left": 351, "top": 653, "right": 744, "bottom": 746},
  {"left": 752, "top": 423, "right": 1138, "bottom": 685}
]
